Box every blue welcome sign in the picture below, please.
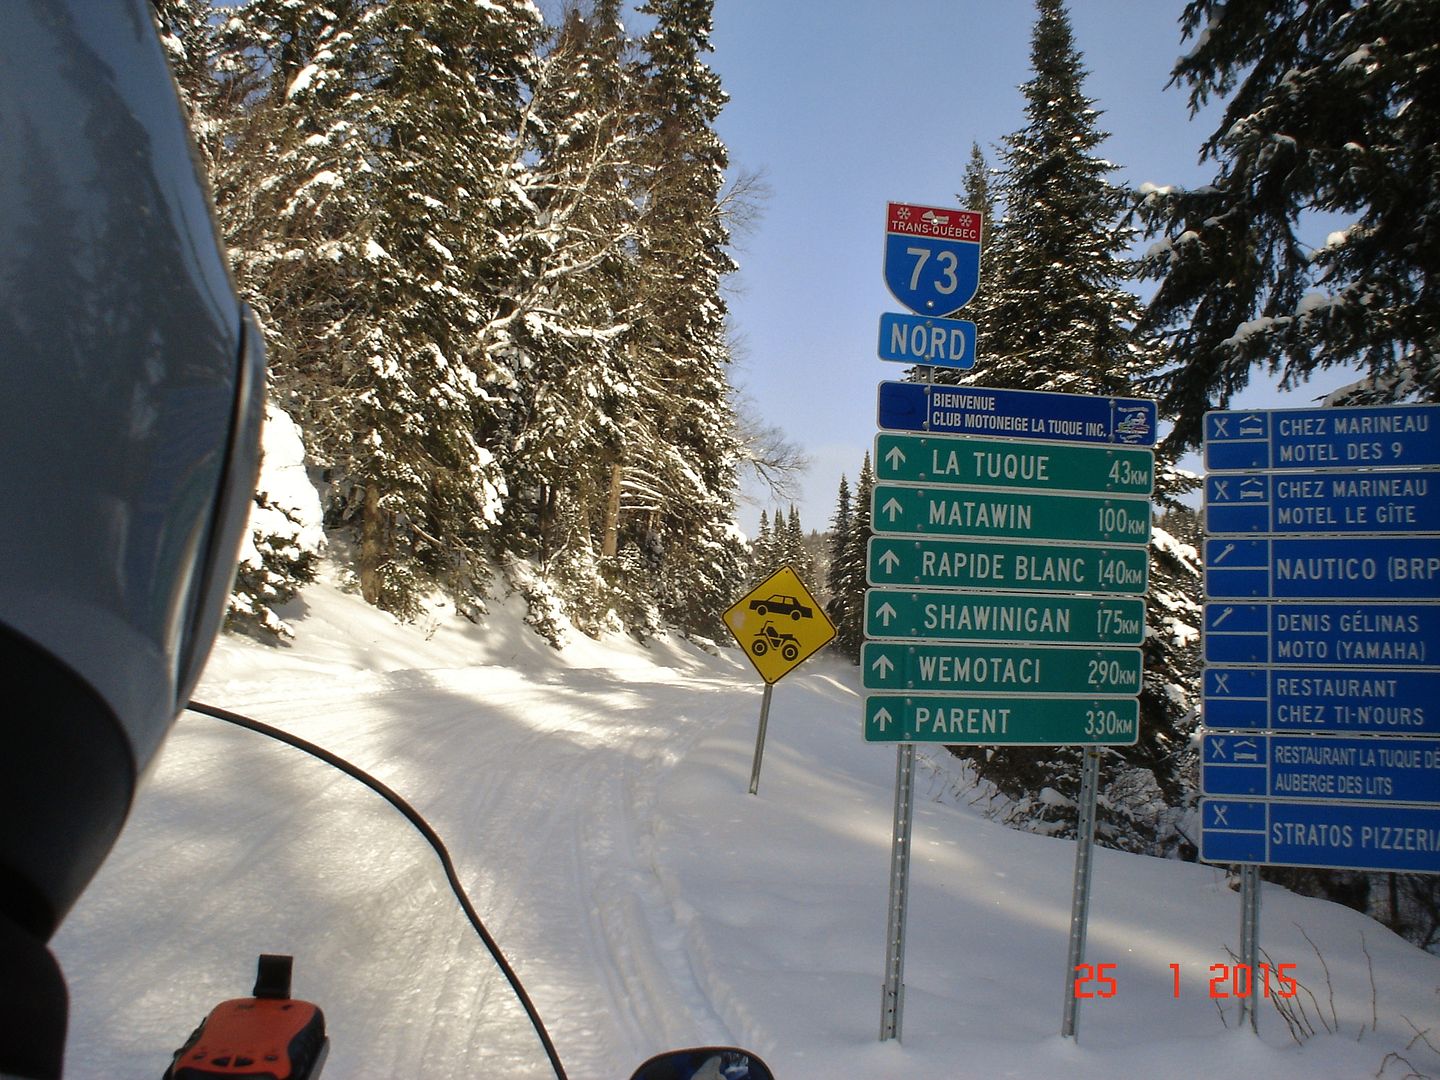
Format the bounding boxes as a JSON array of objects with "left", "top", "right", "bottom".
[{"left": 883, "top": 202, "right": 981, "bottom": 317}]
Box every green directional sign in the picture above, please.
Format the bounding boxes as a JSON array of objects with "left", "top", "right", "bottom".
[
  {"left": 864, "top": 694, "right": 1140, "bottom": 745},
  {"left": 872, "top": 483, "right": 1151, "bottom": 546},
  {"left": 867, "top": 536, "right": 1149, "bottom": 594},
  {"left": 865, "top": 589, "right": 1146, "bottom": 645},
  {"left": 875, "top": 433, "right": 1154, "bottom": 495},
  {"left": 862, "top": 640, "right": 1144, "bottom": 695}
]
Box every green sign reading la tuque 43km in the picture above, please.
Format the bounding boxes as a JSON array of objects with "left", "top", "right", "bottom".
[{"left": 875, "top": 432, "right": 1155, "bottom": 495}]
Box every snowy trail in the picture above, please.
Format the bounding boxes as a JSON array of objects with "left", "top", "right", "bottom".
[
  {"left": 54, "top": 581, "right": 760, "bottom": 1078},
  {"left": 51, "top": 574, "right": 1440, "bottom": 1079}
]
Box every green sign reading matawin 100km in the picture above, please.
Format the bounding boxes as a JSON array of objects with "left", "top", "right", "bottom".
[
  {"left": 874, "top": 433, "right": 1155, "bottom": 495},
  {"left": 872, "top": 483, "right": 1151, "bottom": 546}
]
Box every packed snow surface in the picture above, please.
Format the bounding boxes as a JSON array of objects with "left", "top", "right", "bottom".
[{"left": 54, "top": 568, "right": 1440, "bottom": 1078}]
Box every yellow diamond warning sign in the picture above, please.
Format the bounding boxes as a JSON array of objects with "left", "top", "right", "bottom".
[{"left": 724, "top": 565, "right": 836, "bottom": 684}]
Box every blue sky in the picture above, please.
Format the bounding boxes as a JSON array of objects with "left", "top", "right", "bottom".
[{"left": 704, "top": 2, "right": 1346, "bottom": 538}]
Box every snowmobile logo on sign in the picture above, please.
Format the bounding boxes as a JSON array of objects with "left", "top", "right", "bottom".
[
  {"left": 724, "top": 566, "right": 835, "bottom": 685},
  {"left": 883, "top": 202, "right": 981, "bottom": 317}
]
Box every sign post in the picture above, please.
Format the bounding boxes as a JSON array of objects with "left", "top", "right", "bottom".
[{"left": 723, "top": 565, "right": 835, "bottom": 795}]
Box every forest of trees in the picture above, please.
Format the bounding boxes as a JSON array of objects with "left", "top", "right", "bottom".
[
  {"left": 156, "top": 0, "right": 1438, "bottom": 946},
  {"left": 155, "top": 0, "right": 754, "bottom": 643}
]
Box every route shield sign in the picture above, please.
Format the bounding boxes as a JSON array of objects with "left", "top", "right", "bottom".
[
  {"left": 724, "top": 565, "right": 835, "bottom": 685},
  {"left": 883, "top": 202, "right": 981, "bottom": 316}
]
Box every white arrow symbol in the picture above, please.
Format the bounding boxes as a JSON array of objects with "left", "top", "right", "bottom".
[
  {"left": 885, "top": 445, "right": 906, "bottom": 470},
  {"left": 878, "top": 548, "right": 901, "bottom": 573},
  {"left": 871, "top": 653, "right": 895, "bottom": 677},
  {"left": 875, "top": 602, "right": 898, "bottom": 627},
  {"left": 873, "top": 707, "right": 893, "bottom": 731},
  {"left": 883, "top": 497, "right": 904, "bottom": 522}
]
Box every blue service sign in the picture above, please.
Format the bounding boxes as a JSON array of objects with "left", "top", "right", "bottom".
[
  {"left": 878, "top": 312, "right": 977, "bottom": 368},
  {"left": 1203, "top": 602, "right": 1440, "bottom": 667},
  {"left": 1200, "top": 798, "right": 1440, "bottom": 873},
  {"left": 1203, "top": 733, "right": 1440, "bottom": 805},
  {"left": 1204, "top": 536, "right": 1440, "bottom": 599},
  {"left": 883, "top": 202, "right": 981, "bottom": 317},
  {"left": 1203, "top": 666, "right": 1440, "bottom": 735},
  {"left": 1205, "top": 469, "right": 1440, "bottom": 535},
  {"left": 1204, "top": 403, "right": 1440, "bottom": 471},
  {"left": 877, "top": 382, "right": 1157, "bottom": 446}
]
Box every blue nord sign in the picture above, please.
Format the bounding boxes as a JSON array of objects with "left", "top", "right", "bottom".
[{"left": 883, "top": 202, "right": 981, "bottom": 317}]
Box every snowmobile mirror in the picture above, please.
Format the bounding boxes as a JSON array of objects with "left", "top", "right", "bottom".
[{"left": 628, "top": 1046, "right": 774, "bottom": 1080}]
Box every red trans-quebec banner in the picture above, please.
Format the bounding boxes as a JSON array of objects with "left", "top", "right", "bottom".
[{"left": 886, "top": 202, "right": 982, "bottom": 242}]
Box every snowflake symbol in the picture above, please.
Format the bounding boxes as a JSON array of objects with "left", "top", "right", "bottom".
[{"left": 896, "top": 206, "right": 912, "bottom": 220}]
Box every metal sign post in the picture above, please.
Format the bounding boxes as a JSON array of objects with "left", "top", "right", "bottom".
[
  {"left": 747, "top": 683, "right": 774, "bottom": 796},
  {"left": 1238, "top": 865, "right": 1261, "bottom": 1033},
  {"left": 1061, "top": 746, "right": 1101, "bottom": 1039},
  {"left": 879, "top": 743, "right": 916, "bottom": 1041}
]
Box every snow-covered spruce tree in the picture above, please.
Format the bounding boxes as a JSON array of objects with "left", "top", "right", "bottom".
[
  {"left": 943, "top": 0, "right": 1202, "bottom": 853},
  {"left": 620, "top": 0, "right": 746, "bottom": 638},
  {"left": 1137, "top": 0, "right": 1440, "bottom": 448},
  {"left": 824, "top": 475, "right": 853, "bottom": 637},
  {"left": 832, "top": 454, "right": 874, "bottom": 663},
  {"left": 215, "top": 0, "right": 542, "bottom": 617},
  {"left": 228, "top": 405, "right": 325, "bottom": 639},
  {"left": 503, "top": 0, "right": 640, "bottom": 630},
  {"left": 785, "top": 505, "right": 815, "bottom": 583}
]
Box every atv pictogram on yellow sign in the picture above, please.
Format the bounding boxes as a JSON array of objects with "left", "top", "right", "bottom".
[{"left": 724, "top": 565, "right": 836, "bottom": 684}]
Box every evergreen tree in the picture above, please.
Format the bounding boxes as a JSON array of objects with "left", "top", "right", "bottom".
[
  {"left": 824, "top": 475, "right": 853, "bottom": 632},
  {"left": 786, "top": 504, "right": 815, "bottom": 582},
  {"left": 624, "top": 0, "right": 745, "bottom": 636},
  {"left": 215, "top": 0, "right": 544, "bottom": 616},
  {"left": 1138, "top": 0, "right": 1440, "bottom": 447},
  {"left": 832, "top": 454, "right": 874, "bottom": 662},
  {"left": 943, "top": 0, "right": 1202, "bottom": 850}
]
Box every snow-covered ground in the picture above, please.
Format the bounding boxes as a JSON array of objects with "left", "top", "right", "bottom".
[{"left": 53, "top": 568, "right": 1440, "bottom": 1078}]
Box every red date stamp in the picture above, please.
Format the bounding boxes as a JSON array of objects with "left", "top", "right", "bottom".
[{"left": 1074, "top": 962, "right": 1299, "bottom": 1000}]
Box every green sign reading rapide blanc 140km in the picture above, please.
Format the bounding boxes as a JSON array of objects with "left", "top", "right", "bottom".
[{"left": 867, "top": 536, "right": 1149, "bottom": 594}]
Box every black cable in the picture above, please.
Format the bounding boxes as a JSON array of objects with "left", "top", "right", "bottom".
[{"left": 186, "top": 700, "right": 570, "bottom": 1080}]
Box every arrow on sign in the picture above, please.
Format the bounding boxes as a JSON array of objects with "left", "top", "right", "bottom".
[
  {"left": 877, "top": 548, "right": 901, "bottom": 573},
  {"left": 871, "top": 653, "right": 895, "bottom": 678},
  {"left": 883, "top": 497, "right": 904, "bottom": 522},
  {"left": 885, "top": 445, "right": 906, "bottom": 470},
  {"left": 874, "top": 707, "right": 893, "bottom": 731},
  {"left": 875, "top": 602, "right": 898, "bottom": 627}
]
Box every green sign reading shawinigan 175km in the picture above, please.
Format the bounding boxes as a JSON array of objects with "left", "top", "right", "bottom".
[
  {"left": 867, "top": 536, "right": 1149, "bottom": 594},
  {"left": 872, "top": 483, "right": 1151, "bottom": 545},
  {"left": 862, "top": 640, "right": 1144, "bottom": 695},
  {"left": 864, "top": 694, "right": 1140, "bottom": 745},
  {"left": 864, "top": 589, "right": 1146, "bottom": 645},
  {"left": 874, "top": 432, "right": 1155, "bottom": 495}
]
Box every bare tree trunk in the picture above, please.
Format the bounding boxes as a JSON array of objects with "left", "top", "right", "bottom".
[
  {"left": 601, "top": 462, "right": 622, "bottom": 558},
  {"left": 360, "top": 482, "right": 382, "bottom": 605}
]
